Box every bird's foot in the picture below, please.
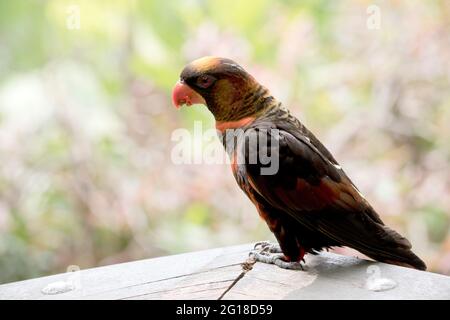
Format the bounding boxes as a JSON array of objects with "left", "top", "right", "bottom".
[
  {"left": 253, "top": 240, "right": 283, "bottom": 253},
  {"left": 250, "top": 241, "right": 304, "bottom": 270}
]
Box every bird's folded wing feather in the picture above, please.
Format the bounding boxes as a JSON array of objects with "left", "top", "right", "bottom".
[{"left": 240, "top": 125, "right": 412, "bottom": 253}]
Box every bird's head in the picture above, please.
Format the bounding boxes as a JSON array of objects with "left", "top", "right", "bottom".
[{"left": 172, "top": 56, "right": 270, "bottom": 122}]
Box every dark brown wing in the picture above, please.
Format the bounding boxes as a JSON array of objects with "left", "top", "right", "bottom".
[{"left": 234, "top": 115, "right": 426, "bottom": 270}]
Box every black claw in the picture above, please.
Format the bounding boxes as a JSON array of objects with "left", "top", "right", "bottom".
[{"left": 253, "top": 240, "right": 270, "bottom": 250}]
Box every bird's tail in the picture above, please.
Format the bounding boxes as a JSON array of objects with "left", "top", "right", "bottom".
[
  {"left": 359, "top": 224, "right": 427, "bottom": 271},
  {"left": 308, "top": 206, "right": 427, "bottom": 271},
  {"left": 363, "top": 246, "right": 427, "bottom": 270}
]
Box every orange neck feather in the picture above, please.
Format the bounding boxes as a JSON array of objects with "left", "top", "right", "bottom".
[{"left": 215, "top": 116, "right": 255, "bottom": 132}]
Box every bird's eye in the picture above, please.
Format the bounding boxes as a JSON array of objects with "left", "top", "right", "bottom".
[{"left": 196, "top": 75, "right": 216, "bottom": 89}]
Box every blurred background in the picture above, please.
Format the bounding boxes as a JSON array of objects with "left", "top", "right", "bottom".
[{"left": 0, "top": 0, "right": 449, "bottom": 284}]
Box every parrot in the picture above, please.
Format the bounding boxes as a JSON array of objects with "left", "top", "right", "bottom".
[{"left": 171, "top": 56, "right": 426, "bottom": 271}]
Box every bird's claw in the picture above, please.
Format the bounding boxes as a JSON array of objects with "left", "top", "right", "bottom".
[
  {"left": 250, "top": 241, "right": 304, "bottom": 270},
  {"left": 253, "top": 241, "right": 283, "bottom": 253},
  {"left": 274, "top": 257, "right": 304, "bottom": 270},
  {"left": 249, "top": 251, "right": 304, "bottom": 270},
  {"left": 253, "top": 240, "right": 270, "bottom": 250}
]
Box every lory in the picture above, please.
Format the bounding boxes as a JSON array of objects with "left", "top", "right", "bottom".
[{"left": 172, "top": 56, "right": 426, "bottom": 271}]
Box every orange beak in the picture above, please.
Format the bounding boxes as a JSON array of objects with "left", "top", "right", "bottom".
[{"left": 171, "top": 81, "right": 206, "bottom": 108}]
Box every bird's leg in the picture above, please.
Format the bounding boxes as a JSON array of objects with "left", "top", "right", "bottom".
[{"left": 250, "top": 241, "right": 304, "bottom": 270}]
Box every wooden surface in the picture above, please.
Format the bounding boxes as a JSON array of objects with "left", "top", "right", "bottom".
[{"left": 1, "top": 243, "right": 449, "bottom": 300}]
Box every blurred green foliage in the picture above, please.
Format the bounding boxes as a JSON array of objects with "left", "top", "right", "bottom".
[{"left": 0, "top": 0, "right": 449, "bottom": 283}]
